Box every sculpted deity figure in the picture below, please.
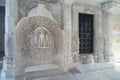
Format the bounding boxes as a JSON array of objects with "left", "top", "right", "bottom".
[{"left": 34, "top": 27, "right": 50, "bottom": 48}]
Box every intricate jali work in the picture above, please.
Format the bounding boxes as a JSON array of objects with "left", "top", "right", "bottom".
[{"left": 15, "top": 16, "right": 61, "bottom": 66}]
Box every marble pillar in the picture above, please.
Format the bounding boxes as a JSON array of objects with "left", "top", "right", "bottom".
[
  {"left": 1, "top": 0, "right": 18, "bottom": 77},
  {"left": 61, "top": 0, "right": 74, "bottom": 70},
  {"left": 102, "top": 3, "right": 114, "bottom": 63}
]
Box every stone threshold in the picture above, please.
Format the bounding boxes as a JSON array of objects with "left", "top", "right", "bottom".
[{"left": 75, "top": 63, "right": 114, "bottom": 73}]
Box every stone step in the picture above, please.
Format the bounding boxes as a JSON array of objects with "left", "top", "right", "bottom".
[
  {"left": 75, "top": 63, "right": 114, "bottom": 73},
  {"left": 114, "top": 54, "right": 120, "bottom": 56},
  {"left": 114, "top": 60, "right": 120, "bottom": 62},
  {"left": 25, "top": 64, "right": 63, "bottom": 80},
  {"left": 114, "top": 54, "right": 120, "bottom": 55},
  {"left": 32, "top": 74, "right": 77, "bottom": 80},
  {"left": 114, "top": 55, "right": 120, "bottom": 57},
  {"left": 114, "top": 59, "right": 120, "bottom": 63},
  {"left": 114, "top": 58, "right": 120, "bottom": 60},
  {"left": 114, "top": 54, "right": 120, "bottom": 63},
  {"left": 114, "top": 57, "right": 120, "bottom": 59},
  {"left": 114, "top": 56, "right": 120, "bottom": 62},
  {"left": 114, "top": 59, "right": 120, "bottom": 61},
  {"left": 115, "top": 61, "right": 120, "bottom": 63}
]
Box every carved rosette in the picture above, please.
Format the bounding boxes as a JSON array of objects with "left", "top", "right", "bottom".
[{"left": 15, "top": 16, "right": 61, "bottom": 66}]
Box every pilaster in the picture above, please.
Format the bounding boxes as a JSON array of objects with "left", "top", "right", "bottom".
[
  {"left": 61, "top": 0, "right": 74, "bottom": 69},
  {"left": 102, "top": 2, "right": 114, "bottom": 63},
  {"left": 1, "top": 0, "right": 18, "bottom": 78}
]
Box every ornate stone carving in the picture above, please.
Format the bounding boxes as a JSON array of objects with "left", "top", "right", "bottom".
[
  {"left": 72, "top": 34, "right": 79, "bottom": 52},
  {"left": 93, "top": 54, "right": 99, "bottom": 63},
  {"left": 84, "top": 55, "right": 94, "bottom": 64},
  {"left": 31, "top": 27, "right": 53, "bottom": 48},
  {"left": 113, "top": 23, "right": 120, "bottom": 31},
  {"left": 1, "top": 56, "right": 15, "bottom": 77},
  {"left": 96, "top": 35, "right": 104, "bottom": 53},
  {"left": 79, "top": 54, "right": 94, "bottom": 64},
  {"left": 102, "top": 1, "right": 120, "bottom": 14},
  {"left": 15, "top": 16, "right": 61, "bottom": 66},
  {"left": 98, "top": 54, "right": 105, "bottom": 63}
]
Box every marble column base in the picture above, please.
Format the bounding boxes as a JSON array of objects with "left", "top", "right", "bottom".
[{"left": 1, "top": 56, "right": 15, "bottom": 78}]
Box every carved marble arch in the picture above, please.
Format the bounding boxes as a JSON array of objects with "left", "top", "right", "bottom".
[{"left": 15, "top": 16, "right": 61, "bottom": 66}]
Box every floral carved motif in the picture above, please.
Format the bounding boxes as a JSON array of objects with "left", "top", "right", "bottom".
[{"left": 15, "top": 16, "right": 61, "bottom": 66}]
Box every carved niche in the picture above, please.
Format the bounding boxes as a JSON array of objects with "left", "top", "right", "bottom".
[
  {"left": 15, "top": 16, "right": 61, "bottom": 66},
  {"left": 31, "top": 27, "right": 53, "bottom": 49}
]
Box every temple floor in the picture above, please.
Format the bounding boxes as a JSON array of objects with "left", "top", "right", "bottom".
[{"left": 0, "top": 63, "right": 120, "bottom": 80}]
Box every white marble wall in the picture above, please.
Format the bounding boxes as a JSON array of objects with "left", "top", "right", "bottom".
[
  {"left": 110, "top": 14, "right": 120, "bottom": 63},
  {"left": 2, "top": 0, "right": 117, "bottom": 78}
]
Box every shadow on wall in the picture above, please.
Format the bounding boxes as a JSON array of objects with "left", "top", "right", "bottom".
[
  {"left": 0, "top": 6, "right": 5, "bottom": 69},
  {"left": 0, "top": 0, "right": 5, "bottom": 7}
]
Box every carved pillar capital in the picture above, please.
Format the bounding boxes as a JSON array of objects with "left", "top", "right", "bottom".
[
  {"left": 62, "top": 0, "right": 74, "bottom": 5},
  {"left": 102, "top": 1, "right": 120, "bottom": 14}
]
